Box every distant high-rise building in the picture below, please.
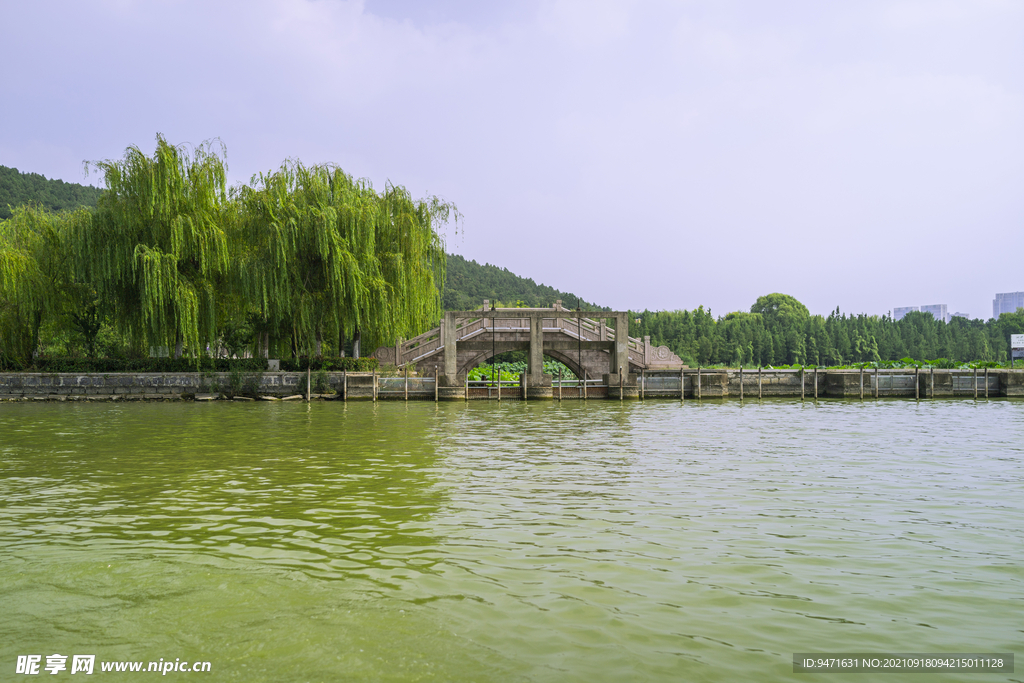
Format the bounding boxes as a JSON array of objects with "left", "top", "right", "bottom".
[
  {"left": 920, "top": 304, "right": 948, "bottom": 323},
  {"left": 893, "top": 306, "right": 918, "bottom": 321},
  {"left": 951, "top": 312, "right": 970, "bottom": 320},
  {"left": 993, "top": 292, "right": 1024, "bottom": 319}
]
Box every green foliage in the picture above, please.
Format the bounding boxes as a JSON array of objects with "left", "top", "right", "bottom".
[
  {"left": 0, "top": 137, "right": 454, "bottom": 368},
  {"left": 632, "top": 295, "right": 1024, "bottom": 368},
  {"left": 228, "top": 367, "right": 263, "bottom": 397},
  {"left": 0, "top": 166, "right": 103, "bottom": 220},
  {"left": 750, "top": 293, "right": 809, "bottom": 328},
  {"left": 468, "top": 365, "right": 520, "bottom": 383},
  {"left": 467, "top": 359, "right": 576, "bottom": 382},
  {"left": 82, "top": 135, "right": 231, "bottom": 356},
  {"left": 2, "top": 357, "right": 268, "bottom": 373},
  {"left": 3, "top": 154, "right": 1023, "bottom": 374},
  {"left": 279, "top": 357, "right": 379, "bottom": 372},
  {"left": 0, "top": 205, "right": 96, "bottom": 364},
  {"left": 312, "top": 368, "right": 330, "bottom": 393},
  {"left": 543, "top": 359, "right": 575, "bottom": 378},
  {"left": 232, "top": 161, "right": 453, "bottom": 358}
]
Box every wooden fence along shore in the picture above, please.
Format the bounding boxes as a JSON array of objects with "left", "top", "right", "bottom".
[{"left": 0, "top": 368, "right": 1021, "bottom": 401}]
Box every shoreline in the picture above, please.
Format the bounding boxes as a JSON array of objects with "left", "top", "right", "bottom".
[{"left": 1, "top": 368, "right": 1021, "bottom": 401}]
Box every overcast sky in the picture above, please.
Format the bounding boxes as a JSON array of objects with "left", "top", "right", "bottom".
[{"left": 2, "top": 0, "right": 1021, "bottom": 318}]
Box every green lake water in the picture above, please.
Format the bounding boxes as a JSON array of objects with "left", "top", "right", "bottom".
[{"left": 1, "top": 399, "right": 1021, "bottom": 682}]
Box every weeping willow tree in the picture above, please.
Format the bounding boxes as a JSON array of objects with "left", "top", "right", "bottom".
[
  {"left": 232, "top": 161, "right": 453, "bottom": 358},
  {"left": 0, "top": 207, "right": 51, "bottom": 364},
  {"left": 0, "top": 205, "right": 92, "bottom": 365},
  {"left": 78, "top": 135, "right": 230, "bottom": 357},
  {"left": 3, "top": 135, "right": 452, "bottom": 364},
  {"left": 232, "top": 162, "right": 372, "bottom": 358},
  {"left": 376, "top": 184, "right": 453, "bottom": 344}
]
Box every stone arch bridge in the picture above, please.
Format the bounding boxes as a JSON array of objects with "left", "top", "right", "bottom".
[{"left": 373, "top": 301, "right": 684, "bottom": 398}]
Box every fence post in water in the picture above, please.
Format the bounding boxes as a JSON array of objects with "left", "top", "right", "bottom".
[
  {"left": 343, "top": 370, "right": 347, "bottom": 402},
  {"left": 985, "top": 367, "right": 989, "bottom": 398},
  {"left": 697, "top": 367, "right": 701, "bottom": 400},
  {"left": 739, "top": 366, "right": 743, "bottom": 401},
  {"left": 759, "top": 366, "right": 762, "bottom": 399},
  {"left": 524, "top": 373, "right": 528, "bottom": 402},
  {"left": 307, "top": 366, "right": 311, "bottom": 403},
  {"left": 558, "top": 367, "right": 562, "bottom": 402},
  {"left": 814, "top": 367, "right": 818, "bottom": 399},
  {"left": 641, "top": 369, "right": 645, "bottom": 401},
  {"left": 875, "top": 366, "right": 879, "bottom": 399},
  {"left": 801, "top": 368, "right": 805, "bottom": 401},
  {"left": 930, "top": 366, "right": 934, "bottom": 398},
  {"left": 619, "top": 366, "right": 623, "bottom": 402},
  {"left": 583, "top": 369, "right": 587, "bottom": 401},
  {"left": 974, "top": 367, "right": 978, "bottom": 399},
  {"left": 372, "top": 369, "right": 377, "bottom": 402},
  {"left": 680, "top": 368, "right": 685, "bottom": 402},
  {"left": 465, "top": 374, "right": 468, "bottom": 402},
  {"left": 915, "top": 366, "right": 920, "bottom": 400},
  {"left": 859, "top": 366, "right": 864, "bottom": 400},
  {"left": 434, "top": 369, "right": 438, "bottom": 403}
]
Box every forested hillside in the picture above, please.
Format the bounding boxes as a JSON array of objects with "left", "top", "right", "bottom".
[
  {"left": 443, "top": 254, "right": 604, "bottom": 311},
  {"left": 0, "top": 165, "right": 103, "bottom": 219}
]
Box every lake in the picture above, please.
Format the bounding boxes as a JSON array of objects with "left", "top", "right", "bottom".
[{"left": 1, "top": 399, "right": 1020, "bottom": 681}]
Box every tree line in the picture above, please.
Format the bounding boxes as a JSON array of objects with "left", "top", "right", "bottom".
[
  {"left": 0, "top": 136, "right": 453, "bottom": 368},
  {"left": 631, "top": 293, "right": 1024, "bottom": 367},
  {"left": 4, "top": 152, "right": 1022, "bottom": 370}
]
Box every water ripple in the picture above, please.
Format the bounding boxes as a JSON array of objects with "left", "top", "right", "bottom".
[{"left": 0, "top": 399, "right": 1021, "bottom": 681}]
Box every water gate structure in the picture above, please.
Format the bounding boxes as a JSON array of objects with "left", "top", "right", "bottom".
[{"left": 371, "top": 301, "right": 686, "bottom": 399}]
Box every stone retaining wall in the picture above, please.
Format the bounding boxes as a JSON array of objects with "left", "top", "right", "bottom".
[
  {"left": 1, "top": 369, "right": 1021, "bottom": 401},
  {"left": 640, "top": 368, "right": 1024, "bottom": 399},
  {"left": 0, "top": 372, "right": 340, "bottom": 400}
]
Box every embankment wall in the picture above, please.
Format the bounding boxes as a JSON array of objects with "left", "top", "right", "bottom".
[
  {"left": 0, "top": 372, "right": 349, "bottom": 400},
  {"left": 0, "top": 369, "right": 1021, "bottom": 401}
]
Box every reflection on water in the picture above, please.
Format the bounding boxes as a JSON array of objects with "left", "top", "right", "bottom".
[{"left": 1, "top": 400, "right": 1021, "bottom": 682}]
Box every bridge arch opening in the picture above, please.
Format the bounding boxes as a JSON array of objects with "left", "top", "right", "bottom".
[{"left": 463, "top": 353, "right": 581, "bottom": 379}]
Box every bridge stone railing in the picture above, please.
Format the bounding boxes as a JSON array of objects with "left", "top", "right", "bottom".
[
  {"left": 377, "top": 303, "right": 685, "bottom": 373},
  {"left": 384, "top": 308, "right": 659, "bottom": 369}
]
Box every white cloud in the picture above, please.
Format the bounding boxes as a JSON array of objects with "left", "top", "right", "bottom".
[
  {"left": 538, "top": 0, "right": 632, "bottom": 48},
  {"left": 1, "top": 0, "right": 1021, "bottom": 316}
]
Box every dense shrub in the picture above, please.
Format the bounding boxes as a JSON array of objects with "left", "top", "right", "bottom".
[
  {"left": 11, "top": 358, "right": 268, "bottom": 373},
  {"left": 279, "top": 357, "right": 379, "bottom": 372},
  {"left": 0, "top": 356, "right": 380, "bottom": 373}
]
